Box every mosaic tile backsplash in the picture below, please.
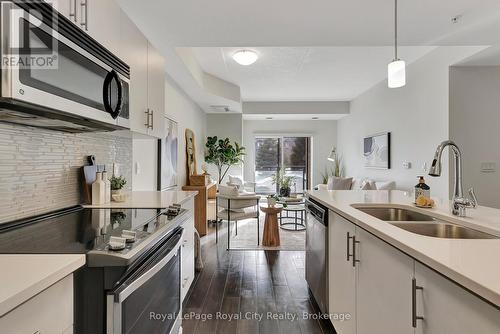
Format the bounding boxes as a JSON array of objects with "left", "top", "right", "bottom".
[{"left": 0, "top": 123, "right": 132, "bottom": 224}]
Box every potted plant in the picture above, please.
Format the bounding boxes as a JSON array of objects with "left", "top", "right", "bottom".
[
  {"left": 267, "top": 194, "right": 287, "bottom": 208},
  {"left": 110, "top": 175, "right": 127, "bottom": 196},
  {"left": 272, "top": 168, "right": 295, "bottom": 197},
  {"left": 204, "top": 136, "right": 246, "bottom": 184}
]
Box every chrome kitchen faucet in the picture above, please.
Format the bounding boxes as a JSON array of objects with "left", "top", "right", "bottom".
[{"left": 428, "top": 140, "right": 477, "bottom": 217}]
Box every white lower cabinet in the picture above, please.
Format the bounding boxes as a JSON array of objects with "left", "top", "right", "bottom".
[
  {"left": 327, "top": 210, "right": 500, "bottom": 334},
  {"left": 328, "top": 211, "right": 356, "bottom": 334},
  {"left": 356, "top": 228, "right": 414, "bottom": 334},
  {"left": 0, "top": 275, "right": 73, "bottom": 334},
  {"left": 414, "top": 262, "right": 500, "bottom": 334},
  {"left": 181, "top": 199, "right": 196, "bottom": 302}
]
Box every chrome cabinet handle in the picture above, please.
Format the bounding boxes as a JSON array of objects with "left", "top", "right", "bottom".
[
  {"left": 80, "top": 0, "right": 88, "bottom": 31},
  {"left": 346, "top": 232, "right": 353, "bottom": 262},
  {"left": 352, "top": 235, "right": 360, "bottom": 267},
  {"left": 144, "top": 109, "right": 150, "bottom": 128},
  {"left": 412, "top": 278, "right": 424, "bottom": 328},
  {"left": 150, "top": 110, "right": 154, "bottom": 129},
  {"left": 69, "top": 0, "right": 77, "bottom": 22}
]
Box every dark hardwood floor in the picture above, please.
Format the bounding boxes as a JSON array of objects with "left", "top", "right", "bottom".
[{"left": 182, "top": 224, "right": 336, "bottom": 334}]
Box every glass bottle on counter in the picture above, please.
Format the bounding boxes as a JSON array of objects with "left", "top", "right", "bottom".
[{"left": 415, "top": 176, "right": 430, "bottom": 201}]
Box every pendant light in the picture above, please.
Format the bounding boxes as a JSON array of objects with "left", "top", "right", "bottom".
[{"left": 388, "top": 0, "right": 406, "bottom": 88}]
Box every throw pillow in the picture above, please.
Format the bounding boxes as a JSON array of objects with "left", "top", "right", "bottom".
[
  {"left": 375, "top": 181, "right": 396, "bottom": 190},
  {"left": 327, "top": 177, "right": 353, "bottom": 190},
  {"left": 228, "top": 175, "right": 243, "bottom": 187}
]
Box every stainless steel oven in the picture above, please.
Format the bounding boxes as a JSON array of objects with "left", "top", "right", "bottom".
[
  {"left": 107, "top": 227, "right": 183, "bottom": 334},
  {"left": 0, "top": 1, "right": 130, "bottom": 132}
]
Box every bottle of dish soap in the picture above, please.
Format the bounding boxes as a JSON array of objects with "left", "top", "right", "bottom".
[{"left": 415, "top": 176, "right": 430, "bottom": 201}]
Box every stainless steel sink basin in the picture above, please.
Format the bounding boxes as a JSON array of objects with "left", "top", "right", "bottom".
[
  {"left": 355, "top": 206, "right": 499, "bottom": 239},
  {"left": 391, "top": 222, "right": 498, "bottom": 239},
  {"left": 356, "top": 207, "right": 435, "bottom": 221}
]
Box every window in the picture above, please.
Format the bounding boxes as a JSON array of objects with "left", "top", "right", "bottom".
[{"left": 254, "top": 136, "right": 310, "bottom": 194}]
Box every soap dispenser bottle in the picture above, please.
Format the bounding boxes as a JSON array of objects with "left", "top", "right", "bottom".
[{"left": 415, "top": 176, "right": 430, "bottom": 201}]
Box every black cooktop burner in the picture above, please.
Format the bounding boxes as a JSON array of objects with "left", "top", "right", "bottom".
[{"left": 0, "top": 206, "right": 173, "bottom": 254}]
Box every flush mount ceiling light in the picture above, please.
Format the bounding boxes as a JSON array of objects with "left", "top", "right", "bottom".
[
  {"left": 233, "top": 50, "right": 258, "bottom": 66},
  {"left": 388, "top": 0, "right": 406, "bottom": 88}
]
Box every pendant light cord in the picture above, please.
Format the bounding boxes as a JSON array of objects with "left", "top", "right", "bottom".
[{"left": 394, "top": 0, "right": 398, "bottom": 60}]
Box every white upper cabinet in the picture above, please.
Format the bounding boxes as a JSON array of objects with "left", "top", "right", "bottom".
[
  {"left": 85, "top": 0, "right": 121, "bottom": 55},
  {"left": 415, "top": 262, "right": 500, "bottom": 334},
  {"left": 55, "top": 0, "right": 79, "bottom": 27},
  {"left": 119, "top": 11, "right": 149, "bottom": 136},
  {"left": 355, "top": 228, "right": 414, "bottom": 334},
  {"left": 146, "top": 42, "right": 166, "bottom": 139},
  {"left": 56, "top": 0, "right": 121, "bottom": 55}
]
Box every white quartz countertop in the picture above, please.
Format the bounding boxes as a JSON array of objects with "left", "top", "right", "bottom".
[
  {"left": 82, "top": 190, "right": 198, "bottom": 209},
  {"left": 0, "top": 254, "right": 85, "bottom": 316},
  {"left": 306, "top": 189, "right": 500, "bottom": 307}
]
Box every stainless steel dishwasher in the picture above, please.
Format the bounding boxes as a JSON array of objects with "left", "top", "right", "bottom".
[{"left": 305, "top": 197, "right": 329, "bottom": 314}]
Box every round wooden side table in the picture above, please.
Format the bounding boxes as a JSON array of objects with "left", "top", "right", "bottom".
[{"left": 260, "top": 205, "right": 283, "bottom": 247}]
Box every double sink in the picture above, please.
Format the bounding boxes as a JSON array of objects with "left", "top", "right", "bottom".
[{"left": 355, "top": 207, "right": 498, "bottom": 239}]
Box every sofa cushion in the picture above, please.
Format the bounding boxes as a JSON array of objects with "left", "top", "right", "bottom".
[
  {"left": 327, "top": 177, "right": 353, "bottom": 190},
  {"left": 360, "top": 181, "right": 374, "bottom": 190},
  {"left": 219, "top": 185, "right": 239, "bottom": 197},
  {"left": 228, "top": 175, "right": 243, "bottom": 187},
  {"left": 374, "top": 181, "right": 396, "bottom": 190}
]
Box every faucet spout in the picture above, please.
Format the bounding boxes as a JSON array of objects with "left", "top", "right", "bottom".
[{"left": 428, "top": 140, "right": 473, "bottom": 216}]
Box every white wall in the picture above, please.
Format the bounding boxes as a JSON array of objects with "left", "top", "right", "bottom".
[
  {"left": 165, "top": 75, "right": 207, "bottom": 187},
  {"left": 450, "top": 66, "right": 500, "bottom": 208},
  {"left": 206, "top": 113, "right": 243, "bottom": 183},
  {"left": 243, "top": 119, "right": 337, "bottom": 187},
  {"left": 337, "top": 47, "right": 484, "bottom": 199}
]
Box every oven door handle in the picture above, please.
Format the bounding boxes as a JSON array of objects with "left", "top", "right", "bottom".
[{"left": 111, "top": 229, "right": 183, "bottom": 303}]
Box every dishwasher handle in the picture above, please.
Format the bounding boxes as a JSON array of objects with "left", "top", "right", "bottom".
[{"left": 305, "top": 199, "right": 327, "bottom": 225}]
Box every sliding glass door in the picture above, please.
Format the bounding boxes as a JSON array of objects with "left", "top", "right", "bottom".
[{"left": 254, "top": 136, "right": 310, "bottom": 194}]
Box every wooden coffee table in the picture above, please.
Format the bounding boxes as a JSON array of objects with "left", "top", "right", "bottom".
[{"left": 260, "top": 206, "right": 283, "bottom": 247}]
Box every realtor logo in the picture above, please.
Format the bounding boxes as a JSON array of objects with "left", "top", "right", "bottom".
[{"left": 1, "top": 0, "right": 59, "bottom": 69}]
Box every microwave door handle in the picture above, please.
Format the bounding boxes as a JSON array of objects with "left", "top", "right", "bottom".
[
  {"left": 103, "top": 70, "right": 123, "bottom": 119},
  {"left": 112, "top": 229, "right": 184, "bottom": 303}
]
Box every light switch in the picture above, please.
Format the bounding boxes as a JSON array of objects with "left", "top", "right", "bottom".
[
  {"left": 135, "top": 162, "right": 140, "bottom": 175},
  {"left": 402, "top": 162, "right": 412, "bottom": 169},
  {"left": 480, "top": 162, "right": 496, "bottom": 173}
]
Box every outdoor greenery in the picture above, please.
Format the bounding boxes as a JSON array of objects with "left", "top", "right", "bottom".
[
  {"left": 110, "top": 175, "right": 127, "bottom": 190},
  {"left": 205, "top": 136, "right": 246, "bottom": 184}
]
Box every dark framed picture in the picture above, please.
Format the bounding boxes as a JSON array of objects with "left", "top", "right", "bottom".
[
  {"left": 363, "top": 132, "right": 391, "bottom": 169},
  {"left": 157, "top": 117, "right": 179, "bottom": 190}
]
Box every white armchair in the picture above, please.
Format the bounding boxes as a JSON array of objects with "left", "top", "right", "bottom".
[
  {"left": 226, "top": 175, "right": 256, "bottom": 194},
  {"left": 216, "top": 185, "right": 260, "bottom": 250}
]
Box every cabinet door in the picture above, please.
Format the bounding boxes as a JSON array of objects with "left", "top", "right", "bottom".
[
  {"left": 85, "top": 0, "right": 121, "bottom": 55},
  {"left": 55, "top": 0, "right": 79, "bottom": 27},
  {"left": 328, "top": 211, "right": 357, "bottom": 334},
  {"left": 415, "top": 262, "right": 500, "bottom": 334},
  {"left": 356, "top": 228, "right": 414, "bottom": 334},
  {"left": 120, "top": 11, "right": 149, "bottom": 135},
  {"left": 147, "top": 43, "right": 166, "bottom": 138}
]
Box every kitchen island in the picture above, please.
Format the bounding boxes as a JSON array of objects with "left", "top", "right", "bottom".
[{"left": 306, "top": 189, "right": 500, "bottom": 333}]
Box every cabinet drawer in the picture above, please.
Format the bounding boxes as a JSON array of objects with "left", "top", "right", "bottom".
[{"left": 0, "top": 275, "right": 73, "bottom": 334}]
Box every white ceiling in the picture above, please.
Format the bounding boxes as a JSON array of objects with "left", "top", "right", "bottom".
[
  {"left": 243, "top": 113, "right": 346, "bottom": 121},
  {"left": 191, "top": 46, "right": 435, "bottom": 101},
  {"left": 119, "top": 0, "right": 500, "bottom": 47},
  {"left": 118, "top": 0, "right": 500, "bottom": 108}
]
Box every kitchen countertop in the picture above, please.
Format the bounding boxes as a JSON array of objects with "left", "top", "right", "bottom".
[
  {"left": 0, "top": 254, "right": 85, "bottom": 317},
  {"left": 82, "top": 190, "right": 198, "bottom": 209},
  {"left": 306, "top": 189, "right": 500, "bottom": 307}
]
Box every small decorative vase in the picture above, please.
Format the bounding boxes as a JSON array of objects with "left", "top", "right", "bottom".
[{"left": 268, "top": 198, "right": 277, "bottom": 207}]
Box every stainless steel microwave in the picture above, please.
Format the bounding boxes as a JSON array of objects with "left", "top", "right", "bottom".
[{"left": 0, "top": 1, "right": 130, "bottom": 132}]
